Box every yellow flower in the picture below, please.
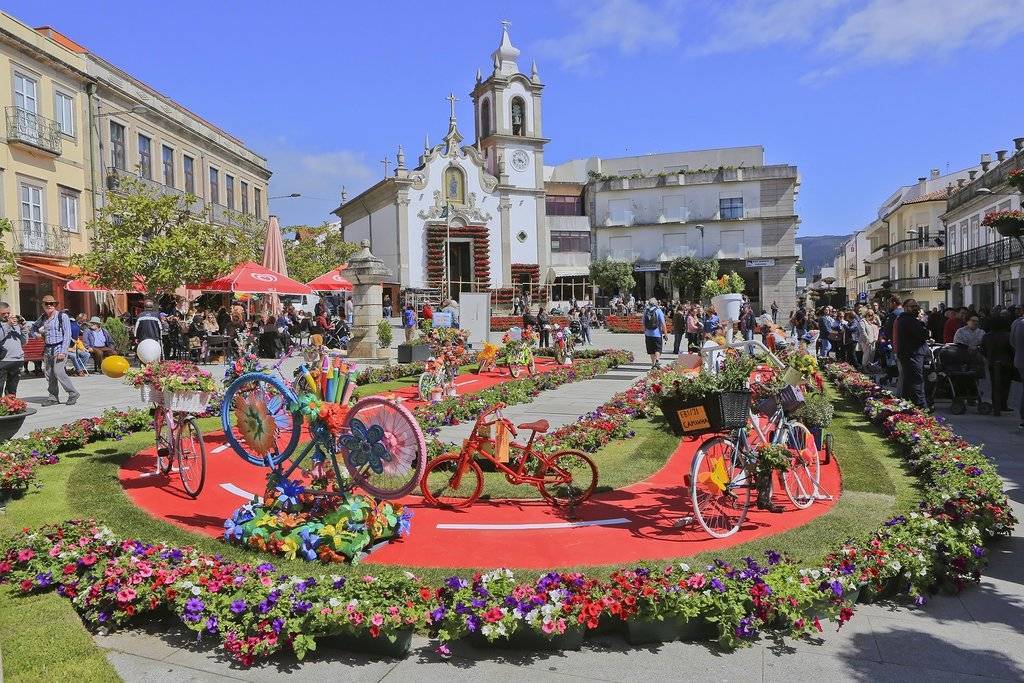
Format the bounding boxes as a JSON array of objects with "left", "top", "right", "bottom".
[{"left": 281, "top": 536, "right": 298, "bottom": 560}]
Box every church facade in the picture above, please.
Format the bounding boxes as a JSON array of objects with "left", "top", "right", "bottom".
[{"left": 335, "top": 25, "right": 548, "bottom": 303}]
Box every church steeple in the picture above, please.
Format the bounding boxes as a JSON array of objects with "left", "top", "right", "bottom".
[
  {"left": 491, "top": 20, "right": 520, "bottom": 76},
  {"left": 441, "top": 92, "right": 463, "bottom": 156}
]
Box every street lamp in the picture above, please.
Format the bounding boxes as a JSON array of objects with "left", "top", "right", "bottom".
[{"left": 270, "top": 193, "right": 302, "bottom": 200}]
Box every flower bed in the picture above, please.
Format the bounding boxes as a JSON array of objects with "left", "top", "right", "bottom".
[
  {"left": 0, "top": 408, "right": 152, "bottom": 496},
  {"left": 0, "top": 363, "right": 1014, "bottom": 668},
  {"left": 490, "top": 316, "right": 571, "bottom": 331},
  {"left": 0, "top": 395, "right": 28, "bottom": 417},
  {"left": 606, "top": 315, "right": 675, "bottom": 334}
]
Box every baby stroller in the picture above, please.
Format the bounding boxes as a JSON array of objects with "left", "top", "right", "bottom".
[
  {"left": 323, "top": 318, "right": 350, "bottom": 350},
  {"left": 927, "top": 343, "right": 991, "bottom": 415}
]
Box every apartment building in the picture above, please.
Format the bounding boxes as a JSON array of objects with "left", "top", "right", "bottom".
[
  {"left": 940, "top": 140, "right": 1024, "bottom": 309},
  {"left": 0, "top": 12, "right": 271, "bottom": 316},
  {"left": 0, "top": 12, "right": 92, "bottom": 316},
  {"left": 863, "top": 166, "right": 978, "bottom": 310},
  {"left": 549, "top": 146, "right": 800, "bottom": 312}
]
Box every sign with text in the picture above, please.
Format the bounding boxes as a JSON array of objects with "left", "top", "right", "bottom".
[
  {"left": 678, "top": 405, "right": 711, "bottom": 432},
  {"left": 746, "top": 258, "right": 776, "bottom": 268},
  {"left": 432, "top": 311, "right": 453, "bottom": 328}
]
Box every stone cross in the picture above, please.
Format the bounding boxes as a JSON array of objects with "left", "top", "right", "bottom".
[
  {"left": 446, "top": 92, "right": 457, "bottom": 120},
  {"left": 380, "top": 157, "right": 391, "bottom": 178},
  {"left": 501, "top": 18, "right": 511, "bottom": 31}
]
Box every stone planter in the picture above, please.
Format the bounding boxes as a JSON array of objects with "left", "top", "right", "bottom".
[
  {"left": 330, "top": 628, "right": 413, "bottom": 657},
  {"left": 397, "top": 343, "right": 431, "bottom": 363},
  {"left": 626, "top": 615, "right": 714, "bottom": 645},
  {"left": 711, "top": 293, "right": 744, "bottom": 322},
  {"left": 471, "top": 625, "right": 585, "bottom": 651},
  {"left": 0, "top": 408, "right": 36, "bottom": 442}
]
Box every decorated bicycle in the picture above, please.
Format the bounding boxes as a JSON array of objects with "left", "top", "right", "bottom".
[
  {"left": 221, "top": 355, "right": 427, "bottom": 502},
  {"left": 417, "top": 327, "right": 469, "bottom": 400},
  {"left": 125, "top": 360, "right": 217, "bottom": 498},
  {"left": 501, "top": 326, "right": 537, "bottom": 377},
  {"left": 474, "top": 341, "right": 500, "bottom": 374},
  {"left": 552, "top": 323, "right": 575, "bottom": 366}
]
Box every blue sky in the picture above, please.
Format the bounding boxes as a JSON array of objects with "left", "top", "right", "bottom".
[{"left": 9, "top": 0, "right": 1024, "bottom": 235}]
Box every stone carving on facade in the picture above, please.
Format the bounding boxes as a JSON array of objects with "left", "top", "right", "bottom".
[{"left": 417, "top": 190, "right": 492, "bottom": 223}]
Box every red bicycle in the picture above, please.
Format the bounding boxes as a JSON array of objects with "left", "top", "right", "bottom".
[{"left": 420, "top": 403, "right": 598, "bottom": 508}]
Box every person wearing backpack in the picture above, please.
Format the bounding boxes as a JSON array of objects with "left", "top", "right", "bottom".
[
  {"left": 401, "top": 304, "right": 417, "bottom": 343},
  {"left": 642, "top": 298, "right": 666, "bottom": 368}
]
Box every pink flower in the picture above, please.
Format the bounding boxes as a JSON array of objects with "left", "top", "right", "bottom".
[
  {"left": 260, "top": 575, "right": 273, "bottom": 587},
  {"left": 542, "top": 620, "right": 556, "bottom": 634},
  {"left": 686, "top": 573, "right": 706, "bottom": 589},
  {"left": 16, "top": 549, "right": 34, "bottom": 562},
  {"left": 116, "top": 588, "right": 137, "bottom": 603},
  {"left": 48, "top": 545, "right": 62, "bottom": 558},
  {"left": 371, "top": 613, "right": 384, "bottom": 626}
]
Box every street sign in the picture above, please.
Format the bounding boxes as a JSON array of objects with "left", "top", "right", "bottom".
[{"left": 745, "top": 258, "right": 776, "bottom": 268}]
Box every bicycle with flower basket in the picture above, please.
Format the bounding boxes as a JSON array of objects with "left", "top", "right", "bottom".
[
  {"left": 552, "top": 324, "right": 575, "bottom": 366},
  {"left": 474, "top": 341, "right": 500, "bottom": 374},
  {"left": 125, "top": 360, "right": 216, "bottom": 498},
  {"left": 417, "top": 327, "right": 469, "bottom": 400},
  {"left": 221, "top": 366, "right": 426, "bottom": 502},
  {"left": 501, "top": 326, "right": 537, "bottom": 377}
]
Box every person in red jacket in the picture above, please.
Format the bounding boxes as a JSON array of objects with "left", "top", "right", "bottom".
[
  {"left": 942, "top": 308, "right": 963, "bottom": 343},
  {"left": 421, "top": 302, "right": 433, "bottom": 326}
]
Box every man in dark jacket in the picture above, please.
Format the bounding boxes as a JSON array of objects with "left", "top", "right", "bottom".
[{"left": 893, "top": 299, "right": 930, "bottom": 409}]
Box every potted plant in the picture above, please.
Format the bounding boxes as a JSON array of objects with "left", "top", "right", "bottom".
[
  {"left": 702, "top": 272, "right": 746, "bottom": 321},
  {"left": 124, "top": 360, "right": 218, "bottom": 410},
  {"left": 1008, "top": 168, "right": 1024, "bottom": 193},
  {"left": 796, "top": 392, "right": 834, "bottom": 449},
  {"left": 649, "top": 355, "right": 755, "bottom": 436},
  {"left": 982, "top": 209, "right": 1024, "bottom": 239},
  {"left": 0, "top": 395, "right": 35, "bottom": 442}
]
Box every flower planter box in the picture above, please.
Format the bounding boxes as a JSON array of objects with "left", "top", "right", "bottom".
[
  {"left": 626, "top": 615, "right": 713, "bottom": 644},
  {"left": 161, "top": 391, "right": 213, "bottom": 414},
  {"left": 0, "top": 408, "right": 36, "bottom": 442},
  {"left": 331, "top": 628, "right": 413, "bottom": 657},
  {"left": 139, "top": 384, "right": 162, "bottom": 404},
  {"left": 659, "top": 392, "right": 751, "bottom": 437},
  {"left": 397, "top": 343, "right": 431, "bottom": 363},
  {"left": 711, "top": 293, "right": 744, "bottom": 322},
  {"left": 471, "top": 625, "right": 585, "bottom": 651}
]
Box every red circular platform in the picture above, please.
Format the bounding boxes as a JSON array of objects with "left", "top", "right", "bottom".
[{"left": 119, "top": 362, "right": 841, "bottom": 569}]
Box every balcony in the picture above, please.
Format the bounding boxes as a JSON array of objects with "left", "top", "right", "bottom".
[
  {"left": 5, "top": 106, "right": 62, "bottom": 156},
  {"left": 947, "top": 151, "right": 1023, "bottom": 212},
  {"left": 13, "top": 223, "right": 71, "bottom": 257},
  {"left": 940, "top": 239, "right": 1023, "bottom": 275},
  {"left": 865, "top": 245, "right": 890, "bottom": 264},
  {"left": 890, "top": 276, "right": 938, "bottom": 291},
  {"left": 106, "top": 167, "right": 206, "bottom": 214},
  {"left": 888, "top": 237, "right": 943, "bottom": 256}
]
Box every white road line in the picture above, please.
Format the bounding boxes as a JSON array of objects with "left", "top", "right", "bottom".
[
  {"left": 211, "top": 444, "right": 229, "bottom": 454},
  {"left": 436, "top": 517, "right": 630, "bottom": 531},
  {"left": 220, "top": 482, "right": 262, "bottom": 503}
]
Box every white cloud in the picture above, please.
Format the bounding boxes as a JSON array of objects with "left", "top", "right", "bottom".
[
  {"left": 534, "top": 0, "right": 683, "bottom": 72},
  {"left": 690, "top": 0, "right": 849, "bottom": 56},
  {"left": 263, "top": 145, "right": 375, "bottom": 227}
]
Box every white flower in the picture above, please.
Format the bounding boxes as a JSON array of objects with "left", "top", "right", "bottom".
[
  {"left": 328, "top": 598, "right": 340, "bottom": 607},
  {"left": 191, "top": 586, "right": 202, "bottom": 595},
  {"left": 679, "top": 563, "right": 691, "bottom": 572}
]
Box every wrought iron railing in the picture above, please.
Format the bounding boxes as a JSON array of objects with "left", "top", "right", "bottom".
[
  {"left": 939, "top": 239, "right": 1024, "bottom": 275},
  {"left": 14, "top": 222, "right": 72, "bottom": 257},
  {"left": 889, "top": 276, "right": 938, "bottom": 290},
  {"left": 889, "top": 237, "right": 943, "bottom": 256},
  {"left": 5, "top": 106, "right": 62, "bottom": 155},
  {"left": 947, "top": 151, "right": 1024, "bottom": 212}
]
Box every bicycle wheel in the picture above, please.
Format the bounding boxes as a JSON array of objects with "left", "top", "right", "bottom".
[
  {"left": 780, "top": 421, "right": 819, "bottom": 510},
  {"left": 540, "top": 450, "right": 598, "bottom": 506},
  {"left": 177, "top": 417, "right": 207, "bottom": 498},
  {"left": 341, "top": 396, "right": 426, "bottom": 499},
  {"left": 418, "top": 371, "right": 438, "bottom": 400},
  {"left": 420, "top": 454, "right": 483, "bottom": 508},
  {"left": 507, "top": 359, "right": 523, "bottom": 377},
  {"left": 154, "top": 408, "right": 173, "bottom": 474},
  {"left": 221, "top": 372, "right": 302, "bottom": 467},
  {"left": 690, "top": 436, "right": 750, "bottom": 538}
]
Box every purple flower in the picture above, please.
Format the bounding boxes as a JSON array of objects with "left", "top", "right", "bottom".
[
  {"left": 466, "top": 615, "right": 481, "bottom": 632},
  {"left": 884, "top": 515, "right": 907, "bottom": 527},
  {"left": 185, "top": 597, "right": 205, "bottom": 613},
  {"left": 914, "top": 595, "right": 927, "bottom": 607},
  {"left": 291, "top": 600, "right": 312, "bottom": 616},
  {"left": 36, "top": 572, "right": 52, "bottom": 587},
  {"left": 971, "top": 545, "right": 985, "bottom": 559},
  {"left": 229, "top": 600, "right": 247, "bottom": 615},
  {"left": 765, "top": 550, "right": 781, "bottom": 565},
  {"left": 735, "top": 617, "right": 757, "bottom": 638},
  {"left": 256, "top": 562, "right": 275, "bottom": 573},
  {"left": 271, "top": 617, "right": 285, "bottom": 634},
  {"left": 97, "top": 611, "right": 109, "bottom": 623},
  {"left": 257, "top": 599, "right": 271, "bottom": 614},
  {"left": 445, "top": 576, "right": 467, "bottom": 590},
  {"left": 332, "top": 577, "right": 346, "bottom": 589},
  {"left": 710, "top": 578, "right": 726, "bottom": 593},
  {"left": 206, "top": 616, "right": 219, "bottom": 633},
  {"left": 430, "top": 606, "right": 446, "bottom": 623},
  {"left": 829, "top": 580, "right": 844, "bottom": 597}
]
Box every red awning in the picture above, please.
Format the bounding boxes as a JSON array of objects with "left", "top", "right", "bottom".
[
  {"left": 194, "top": 261, "right": 313, "bottom": 295},
  {"left": 305, "top": 267, "right": 353, "bottom": 292},
  {"left": 17, "top": 258, "right": 81, "bottom": 281},
  {"left": 65, "top": 275, "right": 147, "bottom": 293}
]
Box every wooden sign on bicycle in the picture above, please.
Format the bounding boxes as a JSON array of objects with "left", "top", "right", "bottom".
[{"left": 678, "top": 405, "right": 711, "bottom": 432}]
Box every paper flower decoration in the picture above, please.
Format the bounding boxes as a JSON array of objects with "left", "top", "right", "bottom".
[{"left": 340, "top": 419, "right": 391, "bottom": 475}]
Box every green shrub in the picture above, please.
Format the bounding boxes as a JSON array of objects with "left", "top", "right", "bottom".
[
  {"left": 376, "top": 319, "right": 393, "bottom": 349},
  {"left": 104, "top": 317, "right": 132, "bottom": 356}
]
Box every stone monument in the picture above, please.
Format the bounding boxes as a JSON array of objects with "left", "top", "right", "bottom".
[{"left": 345, "top": 240, "right": 392, "bottom": 360}]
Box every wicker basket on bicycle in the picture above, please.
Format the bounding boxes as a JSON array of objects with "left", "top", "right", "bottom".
[{"left": 661, "top": 391, "right": 752, "bottom": 437}]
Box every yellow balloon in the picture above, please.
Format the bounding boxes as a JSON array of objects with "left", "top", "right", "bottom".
[{"left": 101, "top": 355, "right": 130, "bottom": 379}]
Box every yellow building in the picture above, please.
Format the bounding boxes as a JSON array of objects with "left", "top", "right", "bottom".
[{"left": 0, "top": 12, "right": 92, "bottom": 316}]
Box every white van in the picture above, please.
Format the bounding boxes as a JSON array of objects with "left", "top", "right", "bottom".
[{"left": 279, "top": 294, "right": 321, "bottom": 316}]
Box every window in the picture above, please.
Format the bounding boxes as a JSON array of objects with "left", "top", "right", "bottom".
[
  {"left": 109, "top": 122, "right": 126, "bottom": 170},
  {"left": 510, "top": 97, "right": 525, "bottom": 136},
  {"left": 719, "top": 197, "right": 744, "bottom": 220},
  {"left": 183, "top": 155, "right": 195, "bottom": 194},
  {"left": 225, "top": 174, "right": 235, "bottom": 209},
  {"left": 19, "top": 182, "right": 44, "bottom": 235},
  {"left": 138, "top": 134, "right": 152, "bottom": 178},
  {"left": 254, "top": 187, "right": 262, "bottom": 219},
  {"left": 209, "top": 167, "right": 219, "bottom": 204},
  {"left": 918, "top": 262, "right": 925, "bottom": 278},
  {"left": 13, "top": 72, "right": 37, "bottom": 113},
  {"left": 444, "top": 167, "right": 465, "bottom": 204},
  {"left": 240, "top": 180, "right": 249, "bottom": 214},
  {"left": 662, "top": 195, "right": 686, "bottom": 221},
  {"left": 54, "top": 91, "right": 74, "bottom": 136},
  {"left": 550, "top": 231, "right": 590, "bottom": 252},
  {"left": 552, "top": 276, "right": 589, "bottom": 302},
  {"left": 970, "top": 215, "right": 981, "bottom": 250},
  {"left": 545, "top": 195, "right": 583, "bottom": 216},
  {"left": 607, "top": 199, "right": 632, "bottom": 225},
  {"left": 480, "top": 99, "right": 491, "bottom": 138},
  {"left": 59, "top": 188, "right": 79, "bottom": 233},
  {"left": 161, "top": 145, "right": 174, "bottom": 186}
]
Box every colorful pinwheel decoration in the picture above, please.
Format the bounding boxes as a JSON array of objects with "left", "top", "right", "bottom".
[{"left": 233, "top": 392, "right": 291, "bottom": 456}]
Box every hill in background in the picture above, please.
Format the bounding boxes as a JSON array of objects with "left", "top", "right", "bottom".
[{"left": 797, "top": 234, "right": 850, "bottom": 279}]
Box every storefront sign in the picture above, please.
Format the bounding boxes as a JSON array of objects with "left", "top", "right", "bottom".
[
  {"left": 678, "top": 405, "right": 711, "bottom": 432},
  {"left": 633, "top": 263, "right": 662, "bottom": 273},
  {"left": 745, "top": 258, "right": 776, "bottom": 268}
]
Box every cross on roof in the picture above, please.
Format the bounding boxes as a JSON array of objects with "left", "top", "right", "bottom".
[
  {"left": 446, "top": 92, "right": 457, "bottom": 120},
  {"left": 501, "top": 19, "right": 511, "bottom": 31},
  {"left": 380, "top": 157, "right": 391, "bottom": 178}
]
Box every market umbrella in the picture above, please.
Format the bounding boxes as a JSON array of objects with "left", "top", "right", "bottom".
[
  {"left": 261, "top": 215, "right": 288, "bottom": 314},
  {"left": 305, "top": 266, "right": 353, "bottom": 292},
  {"left": 194, "top": 261, "right": 313, "bottom": 295}
]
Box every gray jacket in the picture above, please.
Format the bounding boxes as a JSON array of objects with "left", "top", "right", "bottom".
[
  {"left": 1011, "top": 317, "right": 1024, "bottom": 369},
  {"left": 0, "top": 321, "right": 25, "bottom": 362}
]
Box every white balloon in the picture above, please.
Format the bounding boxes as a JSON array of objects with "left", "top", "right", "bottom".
[{"left": 137, "top": 339, "right": 162, "bottom": 364}]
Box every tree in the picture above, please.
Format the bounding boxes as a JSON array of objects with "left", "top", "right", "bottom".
[
  {"left": 0, "top": 218, "right": 20, "bottom": 291},
  {"left": 668, "top": 256, "right": 718, "bottom": 303},
  {"left": 73, "top": 177, "right": 251, "bottom": 296},
  {"left": 588, "top": 259, "right": 635, "bottom": 295},
  {"left": 282, "top": 224, "right": 360, "bottom": 284}
]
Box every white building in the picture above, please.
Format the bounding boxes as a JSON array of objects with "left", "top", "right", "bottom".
[{"left": 940, "top": 141, "right": 1024, "bottom": 309}]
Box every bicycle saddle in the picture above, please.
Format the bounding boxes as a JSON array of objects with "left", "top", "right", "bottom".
[{"left": 517, "top": 419, "right": 549, "bottom": 433}]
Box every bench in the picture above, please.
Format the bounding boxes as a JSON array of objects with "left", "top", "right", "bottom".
[{"left": 22, "top": 338, "right": 44, "bottom": 375}]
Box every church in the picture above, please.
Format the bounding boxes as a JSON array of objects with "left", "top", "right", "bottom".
[{"left": 334, "top": 23, "right": 549, "bottom": 304}]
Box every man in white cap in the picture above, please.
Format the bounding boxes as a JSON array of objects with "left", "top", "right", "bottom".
[
  {"left": 84, "top": 317, "right": 115, "bottom": 372},
  {"left": 642, "top": 297, "right": 666, "bottom": 368}
]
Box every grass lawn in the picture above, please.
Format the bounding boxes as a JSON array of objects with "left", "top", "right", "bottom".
[{"left": 0, "top": 385, "right": 918, "bottom": 680}]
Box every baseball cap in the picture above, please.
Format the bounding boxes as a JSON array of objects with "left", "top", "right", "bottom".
[{"left": 41, "top": 296, "right": 57, "bottom": 305}]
